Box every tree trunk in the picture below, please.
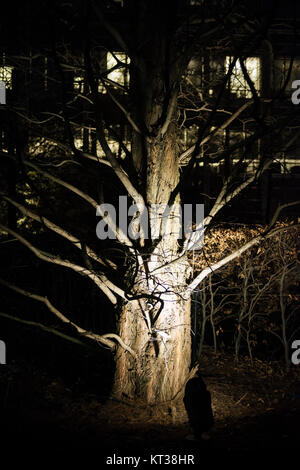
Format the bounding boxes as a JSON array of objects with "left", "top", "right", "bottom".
[
  {"left": 112, "top": 119, "right": 193, "bottom": 404},
  {"left": 112, "top": 3, "right": 192, "bottom": 404},
  {"left": 113, "top": 260, "right": 191, "bottom": 404}
]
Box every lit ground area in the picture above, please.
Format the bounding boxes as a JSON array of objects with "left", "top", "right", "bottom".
[{"left": 0, "top": 346, "right": 299, "bottom": 463}]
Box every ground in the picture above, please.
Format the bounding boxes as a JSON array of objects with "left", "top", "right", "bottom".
[{"left": 1, "top": 344, "right": 299, "bottom": 464}]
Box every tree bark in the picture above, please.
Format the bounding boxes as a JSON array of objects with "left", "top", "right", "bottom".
[
  {"left": 113, "top": 260, "right": 191, "bottom": 404},
  {"left": 112, "top": 1, "right": 192, "bottom": 404},
  {"left": 112, "top": 106, "right": 193, "bottom": 404}
]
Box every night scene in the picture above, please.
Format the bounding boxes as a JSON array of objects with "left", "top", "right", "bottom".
[{"left": 0, "top": 0, "right": 300, "bottom": 465}]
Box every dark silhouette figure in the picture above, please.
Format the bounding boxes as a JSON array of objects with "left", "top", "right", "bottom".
[{"left": 183, "top": 372, "right": 214, "bottom": 440}]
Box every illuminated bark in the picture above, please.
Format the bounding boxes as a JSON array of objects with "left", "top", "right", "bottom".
[{"left": 113, "top": 258, "right": 192, "bottom": 404}]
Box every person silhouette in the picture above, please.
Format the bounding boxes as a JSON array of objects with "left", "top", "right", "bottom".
[{"left": 183, "top": 371, "right": 214, "bottom": 440}]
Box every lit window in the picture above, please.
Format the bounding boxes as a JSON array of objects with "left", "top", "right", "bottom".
[
  {"left": 0, "top": 66, "right": 13, "bottom": 90},
  {"left": 98, "top": 80, "right": 107, "bottom": 94},
  {"left": 74, "top": 74, "right": 105, "bottom": 94},
  {"left": 186, "top": 57, "right": 204, "bottom": 87},
  {"left": 107, "top": 52, "right": 130, "bottom": 87},
  {"left": 74, "top": 75, "right": 85, "bottom": 93},
  {"left": 74, "top": 127, "right": 85, "bottom": 150},
  {"left": 226, "top": 57, "right": 261, "bottom": 98}
]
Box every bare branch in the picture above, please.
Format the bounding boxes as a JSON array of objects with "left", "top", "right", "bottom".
[
  {"left": 0, "top": 223, "right": 122, "bottom": 304},
  {"left": 201, "top": 159, "right": 272, "bottom": 232},
  {"left": 0, "top": 312, "right": 88, "bottom": 347},
  {"left": 2, "top": 153, "right": 144, "bottom": 267},
  {"left": 100, "top": 334, "right": 138, "bottom": 359},
  {"left": 188, "top": 237, "right": 261, "bottom": 293},
  {"left": 81, "top": 152, "right": 112, "bottom": 167},
  {"left": 160, "top": 89, "right": 178, "bottom": 137},
  {"left": 267, "top": 201, "right": 300, "bottom": 231},
  {"left": 1, "top": 194, "right": 117, "bottom": 270},
  {"left": 35, "top": 136, "right": 113, "bottom": 167},
  {"left": 21, "top": 158, "right": 133, "bottom": 248},
  {"left": 100, "top": 79, "right": 142, "bottom": 134},
  {"left": 95, "top": 123, "right": 146, "bottom": 214},
  {"left": 178, "top": 99, "right": 271, "bottom": 164},
  {"left": 182, "top": 168, "right": 263, "bottom": 253},
  {"left": 188, "top": 210, "right": 300, "bottom": 293},
  {"left": 83, "top": 45, "right": 146, "bottom": 238},
  {"left": 0, "top": 278, "right": 137, "bottom": 358}
]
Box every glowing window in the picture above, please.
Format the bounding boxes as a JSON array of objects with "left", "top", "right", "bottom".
[
  {"left": 74, "top": 75, "right": 105, "bottom": 94},
  {"left": 226, "top": 57, "right": 261, "bottom": 98},
  {"left": 0, "top": 66, "right": 13, "bottom": 90},
  {"left": 74, "top": 75, "right": 85, "bottom": 93},
  {"left": 107, "top": 52, "right": 130, "bottom": 87}
]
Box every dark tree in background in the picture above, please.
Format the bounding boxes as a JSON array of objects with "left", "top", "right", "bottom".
[{"left": 0, "top": 0, "right": 299, "bottom": 405}]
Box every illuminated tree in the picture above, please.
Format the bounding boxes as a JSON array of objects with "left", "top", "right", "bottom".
[{"left": 0, "top": 0, "right": 299, "bottom": 404}]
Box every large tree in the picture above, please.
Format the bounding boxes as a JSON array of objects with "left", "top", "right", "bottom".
[{"left": 0, "top": 0, "right": 299, "bottom": 404}]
